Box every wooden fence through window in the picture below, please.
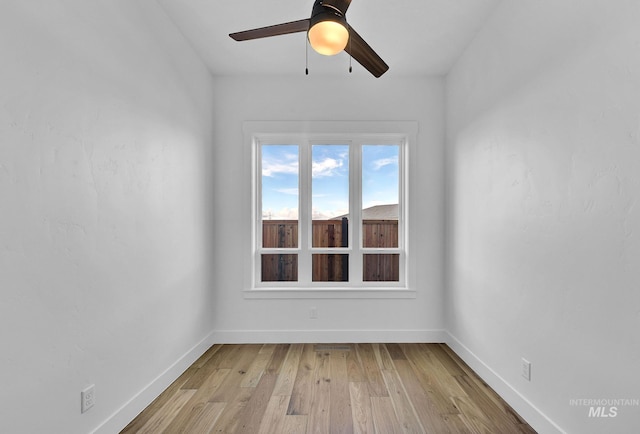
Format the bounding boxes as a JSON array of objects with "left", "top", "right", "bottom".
[{"left": 261, "top": 219, "right": 399, "bottom": 282}]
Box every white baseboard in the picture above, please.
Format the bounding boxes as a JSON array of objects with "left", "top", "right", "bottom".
[
  {"left": 92, "top": 330, "right": 216, "bottom": 434},
  {"left": 445, "top": 331, "right": 565, "bottom": 434},
  {"left": 212, "top": 329, "right": 447, "bottom": 344}
]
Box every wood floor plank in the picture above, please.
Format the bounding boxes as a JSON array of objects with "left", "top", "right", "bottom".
[
  {"left": 209, "top": 345, "right": 262, "bottom": 402},
  {"left": 235, "top": 372, "right": 278, "bottom": 434},
  {"left": 402, "top": 344, "right": 465, "bottom": 414},
  {"left": 381, "top": 368, "right": 424, "bottom": 433},
  {"left": 162, "top": 368, "right": 230, "bottom": 433},
  {"left": 287, "top": 344, "right": 318, "bottom": 416},
  {"left": 266, "top": 344, "right": 291, "bottom": 375},
  {"left": 416, "top": 344, "right": 468, "bottom": 398},
  {"left": 393, "top": 359, "right": 452, "bottom": 433},
  {"left": 240, "top": 344, "right": 276, "bottom": 388},
  {"left": 370, "top": 396, "right": 403, "bottom": 434},
  {"left": 306, "top": 351, "right": 331, "bottom": 434},
  {"left": 122, "top": 344, "right": 536, "bottom": 434},
  {"left": 346, "top": 345, "right": 366, "bottom": 383},
  {"left": 258, "top": 395, "right": 290, "bottom": 434},
  {"left": 208, "top": 388, "right": 253, "bottom": 434},
  {"left": 212, "top": 344, "right": 244, "bottom": 369},
  {"left": 373, "top": 343, "right": 396, "bottom": 370},
  {"left": 441, "top": 412, "right": 483, "bottom": 434},
  {"left": 453, "top": 395, "right": 501, "bottom": 434},
  {"left": 329, "top": 351, "right": 353, "bottom": 434},
  {"left": 209, "top": 402, "right": 244, "bottom": 434},
  {"left": 355, "top": 344, "right": 389, "bottom": 397},
  {"left": 136, "top": 389, "right": 196, "bottom": 434},
  {"left": 182, "top": 345, "right": 240, "bottom": 390},
  {"left": 180, "top": 402, "right": 226, "bottom": 433},
  {"left": 386, "top": 343, "right": 408, "bottom": 361},
  {"left": 273, "top": 343, "right": 304, "bottom": 396},
  {"left": 454, "top": 374, "right": 518, "bottom": 432},
  {"left": 282, "top": 415, "right": 308, "bottom": 433},
  {"left": 349, "top": 382, "right": 375, "bottom": 434},
  {"left": 189, "top": 369, "right": 231, "bottom": 402},
  {"left": 428, "top": 344, "right": 467, "bottom": 376},
  {"left": 439, "top": 344, "right": 531, "bottom": 428}
]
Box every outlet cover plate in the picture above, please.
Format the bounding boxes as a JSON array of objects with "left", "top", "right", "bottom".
[
  {"left": 521, "top": 358, "right": 531, "bottom": 381},
  {"left": 81, "top": 385, "right": 95, "bottom": 413}
]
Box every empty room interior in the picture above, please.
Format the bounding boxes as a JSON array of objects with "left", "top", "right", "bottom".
[{"left": 2, "top": 1, "right": 639, "bottom": 433}]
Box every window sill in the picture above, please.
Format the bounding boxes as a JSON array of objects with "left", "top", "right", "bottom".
[{"left": 243, "top": 288, "right": 416, "bottom": 299}]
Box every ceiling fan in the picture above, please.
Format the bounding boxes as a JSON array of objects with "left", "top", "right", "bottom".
[{"left": 229, "top": 0, "right": 389, "bottom": 78}]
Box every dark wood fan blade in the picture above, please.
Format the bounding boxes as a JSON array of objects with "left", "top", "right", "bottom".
[
  {"left": 322, "top": 0, "right": 352, "bottom": 15},
  {"left": 229, "top": 19, "right": 310, "bottom": 41},
  {"left": 344, "top": 27, "right": 389, "bottom": 77}
]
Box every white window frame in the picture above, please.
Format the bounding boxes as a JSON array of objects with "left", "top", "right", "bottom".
[{"left": 243, "top": 121, "right": 418, "bottom": 299}]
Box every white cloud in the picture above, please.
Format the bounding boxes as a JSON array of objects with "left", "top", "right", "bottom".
[
  {"left": 312, "top": 207, "right": 349, "bottom": 220},
  {"left": 262, "top": 159, "right": 298, "bottom": 177},
  {"left": 263, "top": 207, "right": 298, "bottom": 220},
  {"left": 312, "top": 158, "right": 343, "bottom": 177},
  {"left": 263, "top": 206, "right": 349, "bottom": 220},
  {"left": 276, "top": 188, "right": 298, "bottom": 195},
  {"left": 372, "top": 156, "right": 398, "bottom": 170}
]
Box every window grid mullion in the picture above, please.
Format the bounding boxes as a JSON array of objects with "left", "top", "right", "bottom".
[
  {"left": 254, "top": 140, "right": 263, "bottom": 287},
  {"left": 399, "top": 138, "right": 406, "bottom": 285},
  {"left": 298, "top": 140, "right": 311, "bottom": 285},
  {"left": 350, "top": 141, "right": 363, "bottom": 284}
]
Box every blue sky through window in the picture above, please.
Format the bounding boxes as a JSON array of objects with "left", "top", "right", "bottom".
[
  {"left": 261, "top": 145, "right": 299, "bottom": 220},
  {"left": 362, "top": 145, "right": 399, "bottom": 210},
  {"left": 262, "top": 144, "right": 398, "bottom": 220},
  {"left": 312, "top": 144, "right": 349, "bottom": 219}
]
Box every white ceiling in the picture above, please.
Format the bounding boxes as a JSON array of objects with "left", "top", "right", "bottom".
[{"left": 158, "top": 0, "right": 500, "bottom": 77}]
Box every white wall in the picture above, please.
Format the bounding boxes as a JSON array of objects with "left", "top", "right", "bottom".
[
  {"left": 446, "top": 1, "right": 640, "bottom": 433},
  {"left": 210, "top": 75, "right": 445, "bottom": 343},
  {"left": 0, "top": 2, "right": 215, "bottom": 433}
]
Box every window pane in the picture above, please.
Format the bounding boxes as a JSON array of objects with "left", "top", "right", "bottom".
[
  {"left": 363, "top": 254, "right": 399, "bottom": 282},
  {"left": 313, "top": 254, "right": 349, "bottom": 282},
  {"left": 262, "top": 254, "right": 298, "bottom": 282},
  {"left": 262, "top": 145, "right": 298, "bottom": 248},
  {"left": 312, "top": 219, "right": 348, "bottom": 248},
  {"left": 312, "top": 145, "right": 349, "bottom": 247},
  {"left": 262, "top": 221, "right": 298, "bottom": 248},
  {"left": 362, "top": 221, "right": 398, "bottom": 248},
  {"left": 362, "top": 145, "right": 399, "bottom": 248}
]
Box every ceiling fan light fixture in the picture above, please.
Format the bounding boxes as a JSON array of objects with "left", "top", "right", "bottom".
[
  {"left": 308, "top": 13, "right": 349, "bottom": 56},
  {"left": 229, "top": 0, "right": 389, "bottom": 77}
]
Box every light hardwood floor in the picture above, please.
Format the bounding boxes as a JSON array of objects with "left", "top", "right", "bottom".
[{"left": 121, "top": 343, "right": 536, "bottom": 433}]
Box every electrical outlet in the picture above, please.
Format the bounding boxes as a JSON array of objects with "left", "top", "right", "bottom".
[
  {"left": 310, "top": 307, "right": 318, "bottom": 319},
  {"left": 521, "top": 358, "right": 531, "bottom": 381},
  {"left": 81, "top": 385, "right": 95, "bottom": 413}
]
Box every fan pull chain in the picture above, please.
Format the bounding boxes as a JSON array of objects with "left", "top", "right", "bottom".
[
  {"left": 305, "top": 36, "right": 309, "bottom": 75},
  {"left": 348, "top": 26, "right": 352, "bottom": 73}
]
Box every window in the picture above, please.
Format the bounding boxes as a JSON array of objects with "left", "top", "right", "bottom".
[{"left": 245, "top": 121, "right": 416, "bottom": 298}]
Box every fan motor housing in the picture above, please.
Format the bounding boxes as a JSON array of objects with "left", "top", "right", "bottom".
[{"left": 310, "top": 0, "right": 347, "bottom": 28}]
